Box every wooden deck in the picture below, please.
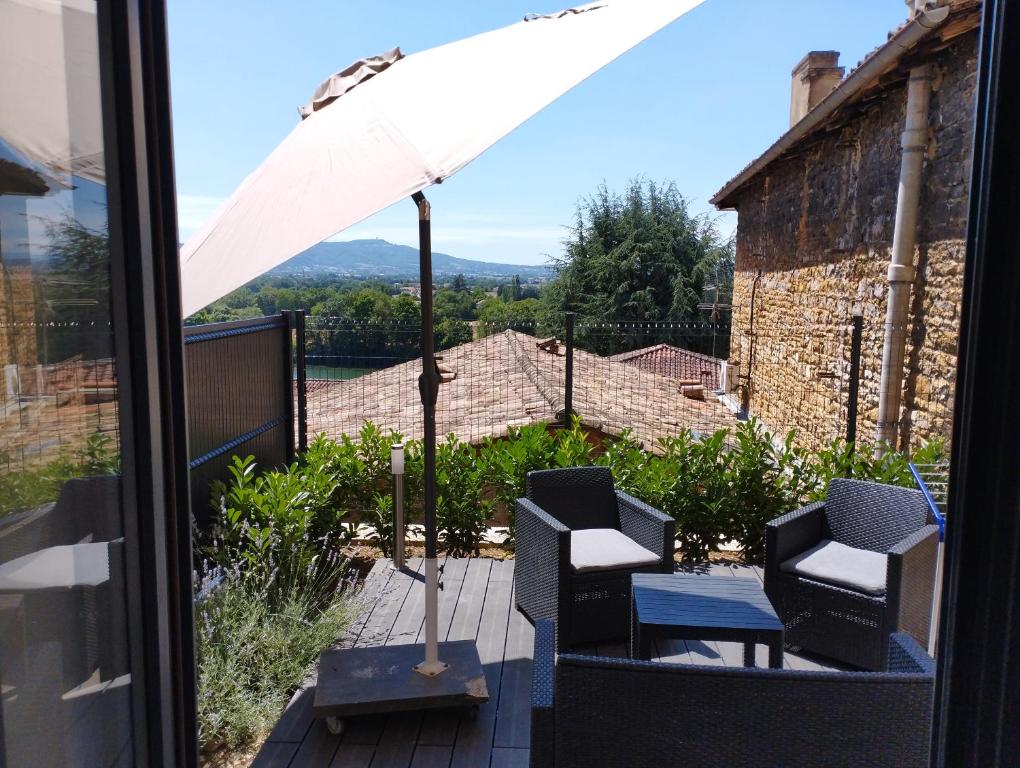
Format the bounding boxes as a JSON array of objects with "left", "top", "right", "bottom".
[{"left": 252, "top": 557, "right": 840, "bottom": 768}]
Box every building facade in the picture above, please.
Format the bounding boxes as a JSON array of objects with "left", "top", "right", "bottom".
[{"left": 712, "top": 1, "right": 980, "bottom": 452}]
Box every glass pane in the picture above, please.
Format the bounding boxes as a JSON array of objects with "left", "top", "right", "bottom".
[{"left": 0, "top": 1, "right": 135, "bottom": 765}]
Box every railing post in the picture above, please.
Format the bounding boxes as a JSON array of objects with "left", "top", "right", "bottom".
[
  {"left": 295, "top": 310, "right": 308, "bottom": 453},
  {"left": 282, "top": 310, "right": 296, "bottom": 464},
  {"left": 563, "top": 312, "right": 575, "bottom": 424},
  {"left": 847, "top": 311, "right": 863, "bottom": 444}
]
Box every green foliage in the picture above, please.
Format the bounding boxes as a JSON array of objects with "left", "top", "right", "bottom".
[
  {"left": 552, "top": 417, "right": 595, "bottom": 467},
  {"left": 480, "top": 423, "right": 557, "bottom": 546},
  {"left": 724, "top": 423, "right": 810, "bottom": 563},
  {"left": 208, "top": 456, "right": 318, "bottom": 573},
  {"left": 434, "top": 317, "right": 473, "bottom": 349},
  {"left": 539, "top": 178, "right": 734, "bottom": 353},
  {"left": 368, "top": 492, "right": 397, "bottom": 558},
  {"left": 0, "top": 432, "right": 120, "bottom": 517},
  {"left": 208, "top": 419, "right": 944, "bottom": 566},
  {"left": 194, "top": 539, "right": 357, "bottom": 754},
  {"left": 435, "top": 435, "right": 492, "bottom": 557},
  {"left": 806, "top": 437, "right": 946, "bottom": 500},
  {"left": 434, "top": 286, "right": 478, "bottom": 320},
  {"left": 478, "top": 297, "right": 541, "bottom": 331}
]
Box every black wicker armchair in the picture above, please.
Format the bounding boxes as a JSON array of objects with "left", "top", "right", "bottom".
[
  {"left": 530, "top": 618, "right": 935, "bottom": 768},
  {"left": 514, "top": 466, "right": 674, "bottom": 649},
  {"left": 765, "top": 478, "right": 938, "bottom": 670}
]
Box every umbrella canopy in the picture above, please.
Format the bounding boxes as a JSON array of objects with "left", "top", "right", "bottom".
[{"left": 179, "top": 0, "right": 705, "bottom": 315}]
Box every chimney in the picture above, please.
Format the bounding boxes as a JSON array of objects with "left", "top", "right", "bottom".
[{"left": 789, "top": 51, "right": 845, "bottom": 127}]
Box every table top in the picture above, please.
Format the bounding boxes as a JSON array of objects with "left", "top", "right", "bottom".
[{"left": 632, "top": 573, "right": 783, "bottom": 632}]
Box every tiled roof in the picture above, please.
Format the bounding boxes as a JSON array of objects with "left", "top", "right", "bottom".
[
  {"left": 306, "top": 330, "right": 736, "bottom": 450},
  {"left": 609, "top": 344, "right": 723, "bottom": 390}
]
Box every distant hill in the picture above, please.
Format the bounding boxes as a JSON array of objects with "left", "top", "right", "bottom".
[{"left": 270, "top": 239, "right": 552, "bottom": 280}]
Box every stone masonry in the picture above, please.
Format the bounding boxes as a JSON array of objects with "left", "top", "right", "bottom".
[{"left": 718, "top": 22, "right": 978, "bottom": 452}]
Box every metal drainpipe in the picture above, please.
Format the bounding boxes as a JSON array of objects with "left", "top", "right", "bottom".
[{"left": 876, "top": 63, "right": 934, "bottom": 450}]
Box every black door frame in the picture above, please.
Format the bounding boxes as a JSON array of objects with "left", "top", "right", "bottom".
[
  {"left": 933, "top": 0, "right": 1020, "bottom": 764},
  {"left": 97, "top": 0, "right": 196, "bottom": 765}
]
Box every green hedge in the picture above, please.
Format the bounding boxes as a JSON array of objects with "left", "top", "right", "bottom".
[{"left": 207, "top": 418, "right": 943, "bottom": 565}]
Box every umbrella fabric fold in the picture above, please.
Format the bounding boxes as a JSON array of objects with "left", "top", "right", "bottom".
[
  {"left": 298, "top": 47, "right": 405, "bottom": 118},
  {"left": 179, "top": 0, "right": 705, "bottom": 315}
]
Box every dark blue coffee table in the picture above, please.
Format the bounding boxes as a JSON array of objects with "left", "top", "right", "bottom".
[{"left": 630, "top": 573, "right": 785, "bottom": 668}]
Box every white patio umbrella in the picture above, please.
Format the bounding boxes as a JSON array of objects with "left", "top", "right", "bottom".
[
  {"left": 180, "top": 0, "right": 706, "bottom": 718},
  {"left": 179, "top": 0, "right": 705, "bottom": 315},
  {"left": 0, "top": 0, "right": 105, "bottom": 187}
]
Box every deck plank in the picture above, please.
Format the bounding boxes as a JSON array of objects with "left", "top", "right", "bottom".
[
  {"left": 417, "top": 558, "right": 489, "bottom": 747},
  {"left": 265, "top": 684, "right": 317, "bottom": 745},
  {"left": 332, "top": 559, "right": 425, "bottom": 753},
  {"left": 288, "top": 720, "right": 341, "bottom": 768},
  {"left": 270, "top": 556, "right": 856, "bottom": 768},
  {"left": 493, "top": 579, "right": 534, "bottom": 750},
  {"left": 491, "top": 747, "right": 530, "bottom": 768},
  {"left": 449, "top": 559, "right": 514, "bottom": 768},
  {"left": 249, "top": 741, "right": 298, "bottom": 768},
  {"left": 371, "top": 556, "right": 469, "bottom": 763},
  {"left": 408, "top": 744, "right": 453, "bottom": 768},
  {"left": 385, "top": 557, "right": 433, "bottom": 646},
  {"left": 365, "top": 712, "right": 421, "bottom": 768},
  {"left": 342, "top": 559, "right": 396, "bottom": 648},
  {"left": 328, "top": 743, "right": 374, "bottom": 768}
]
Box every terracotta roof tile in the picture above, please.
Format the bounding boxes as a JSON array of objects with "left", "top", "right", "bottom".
[
  {"left": 609, "top": 344, "right": 723, "bottom": 389},
  {"left": 306, "top": 330, "right": 736, "bottom": 450}
]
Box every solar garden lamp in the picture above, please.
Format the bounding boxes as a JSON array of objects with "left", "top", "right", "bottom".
[{"left": 391, "top": 442, "right": 406, "bottom": 571}]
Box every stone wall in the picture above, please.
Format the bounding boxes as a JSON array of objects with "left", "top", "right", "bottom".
[
  {"left": 0, "top": 264, "right": 40, "bottom": 400},
  {"left": 726, "top": 32, "right": 977, "bottom": 452}
]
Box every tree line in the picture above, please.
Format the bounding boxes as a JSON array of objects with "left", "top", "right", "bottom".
[{"left": 183, "top": 178, "right": 733, "bottom": 367}]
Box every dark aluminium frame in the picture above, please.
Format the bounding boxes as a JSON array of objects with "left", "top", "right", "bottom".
[
  {"left": 97, "top": 0, "right": 197, "bottom": 765},
  {"left": 933, "top": 0, "right": 1020, "bottom": 764}
]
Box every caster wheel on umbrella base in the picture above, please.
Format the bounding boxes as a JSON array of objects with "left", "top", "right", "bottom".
[{"left": 325, "top": 716, "right": 345, "bottom": 736}]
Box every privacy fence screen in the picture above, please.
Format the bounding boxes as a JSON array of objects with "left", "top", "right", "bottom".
[
  {"left": 183, "top": 310, "right": 956, "bottom": 526},
  {"left": 184, "top": 315, "right": 295, "bottom": 527}
]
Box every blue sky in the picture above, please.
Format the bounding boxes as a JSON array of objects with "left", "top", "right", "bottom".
[{"left": 168, "top": 0, "right": 906, "bottom": 266}]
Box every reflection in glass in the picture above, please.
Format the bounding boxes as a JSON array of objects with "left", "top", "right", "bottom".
[{"left": 1, "top": 0, "right": 135, "bottom": 764}]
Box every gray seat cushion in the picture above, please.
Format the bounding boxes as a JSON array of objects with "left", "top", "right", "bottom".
[
  {"left": 570, "top": 528, "right": 660, "bottom": 574},
  {"left": 780, "top": 539, "right": 888, "bottom": 596}
]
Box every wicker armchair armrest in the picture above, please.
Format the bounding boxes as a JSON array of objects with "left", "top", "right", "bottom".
[
  {"left": 887, "top": 631, "right": 935, "bottom": 675},
  {"left": 514, "top": 498, "right": 570, "bottom": 639},
  {"left": 530, "top": 619, "right": 556, "bottom": 768},
  {"left": 765, "top": 501, "right": 826, "bottom": 578},
  {"left": 887, "top": 524, "right": 939, "bottom": 641},
  {"left": 616, "top": 490, "right": 675, "bottom": 565}
]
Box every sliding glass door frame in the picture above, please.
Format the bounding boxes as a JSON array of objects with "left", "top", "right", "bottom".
[{"left": 96, "top": 0, "right": 196, "bottom": 765}]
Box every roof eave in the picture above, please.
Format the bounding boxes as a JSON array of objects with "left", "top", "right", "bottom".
[{"left": 710, "top": 4, "right": 954, "bottom": 210}]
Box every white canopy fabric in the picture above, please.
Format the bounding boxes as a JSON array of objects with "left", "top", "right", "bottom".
[
  {"left": 0, "top": 0, "right": 105, "bottom": 188},
  {"left": 179, "top": 0, "right": 705, "bottom": 315}
]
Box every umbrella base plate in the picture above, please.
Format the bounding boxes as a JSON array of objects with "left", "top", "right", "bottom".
[{"left": 313, "top": 640, "right": 488, "bottom": 720}]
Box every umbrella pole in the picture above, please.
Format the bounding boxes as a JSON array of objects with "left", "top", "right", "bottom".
[{"left": 412, "top": 191, "right": 447, "bottom": 677}]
